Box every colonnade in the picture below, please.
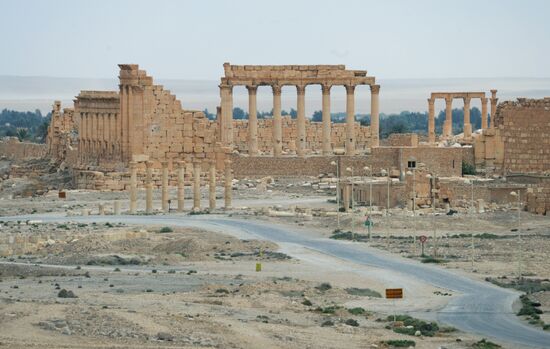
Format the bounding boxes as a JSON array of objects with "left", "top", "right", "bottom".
[
  {"left": 220, "top": 83, "right": 381, "bottom": 156},
  {"left": 128, "top": 159, "right": 233, "bottom": 214},
  {"left": 79, "top": 112, "right": 120, "bottom": 163},
  {"left": 427, "top": 90, "right": 498, "bottom": 142}
]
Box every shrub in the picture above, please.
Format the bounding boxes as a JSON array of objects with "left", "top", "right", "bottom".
[
  {"left": 384, "top": 339, "right": 416, "bottom": 347},
  {"left": 472, "top": 339, "right": 502, "bottom": 349},
  {"left": 58, "top": 289, "right": 77, "bottom": 298},
  {"left": 215, "top": 288, "right": 229, "bottom": 294},
  {"left": 347, "top": 307, "right": 366, "bottom": 315},
  {"left": 421, "top": 256, "right": 445, "bottom": 264},
  {"left": 114, "top": 267, "right": 121, "bottom": 272},
  {"left": 302, "top": 299, "right": 313, "bottom": 306},
  {"left": 387, "top": 315, "right": 439, "bottom": 337},
  {"left": 345, "top": 319, "right": 359, "bottom": 327},
  {"left": 462, "top": 161, "right": 476, "bottom": 175},
  {"left": 321, "top": 320, "right": 334, "bottom": 327},
  {"left": 345, "top": 287, "right": 382, "bottom": 298},
  {"left": 159, "top": 226, "right": 173, "bottom": 233},
  {"left": 315, "top": 282, "right": 332, "bottom": 292}
]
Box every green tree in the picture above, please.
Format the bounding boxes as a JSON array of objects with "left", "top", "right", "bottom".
[{"left": 16, "top": 128, "right": 29, "bottom": 141}]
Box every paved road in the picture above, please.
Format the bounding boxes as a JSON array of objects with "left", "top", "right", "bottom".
[{"left": 4, "top": 214, "right": 550, "bottom": 348}]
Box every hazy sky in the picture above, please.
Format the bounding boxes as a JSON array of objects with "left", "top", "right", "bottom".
[{"left": 1, "top": 0, "right": 549, "bottom": 80}]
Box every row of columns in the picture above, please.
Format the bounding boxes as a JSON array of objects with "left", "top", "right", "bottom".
[
  {"left": 427, "top": 90, "right": 498, "bottom": 143},
  {"left": 220, "top": 83, "right": 381, "bottom": 156},
  {"left": 128, "top": 159, "right": 233, "bottom": 214},
  {"left": 79, "top": 112, "right": 120, "bottom": 163}
]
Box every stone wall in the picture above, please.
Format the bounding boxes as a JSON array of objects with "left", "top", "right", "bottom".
[
  {"left": 46, "top": 101, "right": 76, "bottom": 162},
  {"left": 231, "top": 146, "right": 464, "bottom": 178},
  {"left": 232, "top": 117, "right": 371, "bottom": 154},
  {"left": 72, "top": 64, "right": 221, "bottom": 174},
  {"left": 0, "top": 138, "right": 47, "bottom": 160},
  {"left": 386, "top": 133, "right": 418, "bottom": 147},
  {"left": 496, "top": 98, "right": 550, "bottom": 174}
]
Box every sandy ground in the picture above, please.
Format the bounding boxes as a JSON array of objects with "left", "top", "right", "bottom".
[{"left": 1, "top": 170, "right": 549, "bottom": 348}]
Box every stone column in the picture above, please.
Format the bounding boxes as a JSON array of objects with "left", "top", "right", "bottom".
[
  {"left": 428, "top": 98, "right": 435, "bottom": 143},
  {"left": 321, "top": 84, "right": 332, "bottom": 155},
  {"left": 370, "top": 84, "right": 380, "bottom": 147},
  {"left": 161, "top": 160, "right": 169, "bottom": 213},
  {"left": 209, "top": 161, "right": 216, "bottom": 210},
  {"left": 193, "top": 161, "right": 201, "bottom": 211},
  {"left": 113, "top": 200, "right": 121, "bottom": 215},
  {"left": 177, "top": 160, "right": 185, "bottom": 212},
  {"left": 129, "top": 161, "right": 138, "bottom": 214},
  {"left": 296, "top": 85, "right": 306, "bottom": 157},
  {"left": 224, "top": 159, "right": 232, "bottom": 210},
  {"left": 272, "top": 85, "right": 283, "bottom": 157},
  {"left": 246, "top": 85, "right": 258, "bottom": 155},
  {"left": 444, "top": 96, "right": 453, "bottom": 138},
  {"left": 345, "top": 85, "right": 356, "bottom": 155},
  {"left": 481, "top": 97, "right": 488, "bottom": 130},
  {"left": 145, "top": 161, "right": 153, "bottom": 214},
  {"left": 463, "top": 97, "right": 472, "bottom": 140},
  {"left": 219, "top": 84, "right": 233, "bottom": 148},
  {"left": 490, "top": 90, "right": 498, "bottom": 129}
]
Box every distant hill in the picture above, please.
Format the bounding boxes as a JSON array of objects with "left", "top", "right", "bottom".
[{"left": 1, "top": 75, "right": 549, "bottom": 115}]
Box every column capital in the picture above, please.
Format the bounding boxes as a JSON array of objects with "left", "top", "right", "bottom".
[
  {"left": 463, "top": 96, "right": 471, "bottom": 105},
  {"left": 246, "top": 85, "right": 257, "bottom": 94},
  {"left": 160, "top": 159, "right": 169, "bottom": 167},
  {"left": 272, "top": 84, "right": 282, "bottom": 96},
  {"left": 370, "top": 84, "right": 380, "bottom": 94},
  {"left": 481, "top": 96, "right": 488, "bottom": 103},
  {"left": 445, "top": 96, "right": 453, "bottom": 105},
  {"left": 129, "top": 161, "right": 138, "bottom": 169},
  {"left": 145, "top": 160, "right": 154, "bottom": 168},
  {"left": 427, "top": 98, "right": 434, "bottom": 105},
  {"left": 345, "top": 84, "right": 356, "bottom": 94},
  {"left": 296, "top": 84, "right": 306, "bottom": 95},
  {"left": 321, "top": 83, "right": 332, "bottom": 95},
  {"left": 177, "top": 160, "right": 186, "bottom": 168}
]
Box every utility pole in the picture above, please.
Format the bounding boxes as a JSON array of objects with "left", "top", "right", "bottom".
[
  {"left": 347, "top": 167, "right": 355, "bottom": 240},
  {"left": 511, "top": 191, "right": 522, "bottom": 279},
  {"left": 470, "top": 179, "right": 475, "bottom": 271},
  {"left": 331, "top": 160, "right": 340, "bottom": 230}
]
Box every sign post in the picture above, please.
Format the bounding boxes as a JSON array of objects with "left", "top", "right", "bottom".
[
  {"left": 386, "top": 288, "right": 403, "bottom": 324},
  {"left": 364, "top": 215, "right": 373, "bottom": 240}
]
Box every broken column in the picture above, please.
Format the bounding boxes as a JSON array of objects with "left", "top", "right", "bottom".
[
  {"left": 345, "top": 84, "right": 356, "bottom": 155},
  {"left": 209, "top": 160, "right": 216, "bottom": 210},
  {"left": 161, "top": 160, "right": 169, "bottom": 213},
  {"left": 177, "top": 160, "right": 185, "bottom": 212},
  {"left": 193, "top": 160, "right": 201, "bottom": 211},
  {"left": 224, "top": 159, "right": 232, "bottom": 210},
  {"left": 129, "top": 161, "right": 137, "bottom": 214},
  {"left": 321, "top": 84, "right": 332, "bottom": 155},
  {"left": 490, "top": 90, "right": 498, "bottom": 129},
  {"left": 113, "top": 200, "right": 121, "bottom": 215},
  {"left": 145, "top": 160, "right": 153, "bottom": 214}
]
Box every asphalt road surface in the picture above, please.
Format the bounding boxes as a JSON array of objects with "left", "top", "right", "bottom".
[{"left": 4, "top": 213, "right": 550, "bottom": 348}]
